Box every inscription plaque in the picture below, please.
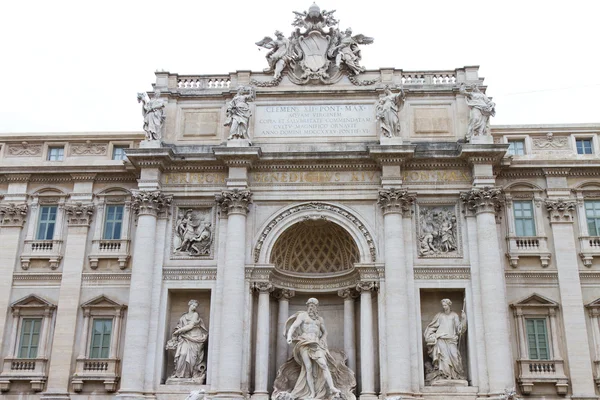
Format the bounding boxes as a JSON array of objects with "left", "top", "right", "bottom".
[{"left": 254, "top": 104, "right": 375, "bottom": 137}]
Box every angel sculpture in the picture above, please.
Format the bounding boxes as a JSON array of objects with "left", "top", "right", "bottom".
[
  {"left": 330, "top": 28, "right": 374, "bottom": 75},
  {"left": 376, "top": 86, "right": 406, "bottom": 137},
  {"left": 255, "top": 31, "right": 293, "bottom": 80}
]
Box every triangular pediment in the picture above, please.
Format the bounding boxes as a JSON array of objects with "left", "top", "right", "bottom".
[
  {"left": 511, "top": 293, "right": 558, "bottom": 308},
  {"left": 587, "top": 298, "right": 600, "bottom": 308},
  {"left": 81, "top": 295, "right": 125, "bottom": 310},
  {"left": 11, "top": 294, "right": 55, "bottom": 309}
]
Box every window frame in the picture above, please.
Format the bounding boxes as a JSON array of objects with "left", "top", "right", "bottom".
[
  {"left": 525, "top": 317, "right": 550, "bottom": 360},
  {"left": 507, "top": 139, "right": 526, "bottom": 156},
  {"left": 79, "top": 295, "right": 126, "bottom": 360},
  {"left": 584, "top": 200, "right": 600, "bottom": 236},
  {"left": 576, "top": 138, "right": 594, "bottom": 155},
  {"left": 111, "top": 145, "right": 129, "bottom": 161},
  {"left": 571, "top": 134, "right": 598, "bottom": 156},
  {"left": 102, "top": 204, "right": 124, "bottom": 240},
  {"left": 47, "top": 146, "right": 65, "bottom": 161},
  {"left": 36, "top": 205, "right": 58, "bottom": 240},
  {"left": 89, "top": 318, "right": 113, "bottom": 359},
  {"left": 513, "top": 200, "right": 537, "bottom": 237},
  {"left": 17, "top": 317, "right": 43, "bottom": 359}
]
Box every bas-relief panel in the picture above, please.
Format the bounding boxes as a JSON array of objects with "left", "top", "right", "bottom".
[
  {"left": 171, "top": 207, "right": 215, "bottom": 259},
  {"left": 416, "top": 204, "right": 462, "bottom": 258}
]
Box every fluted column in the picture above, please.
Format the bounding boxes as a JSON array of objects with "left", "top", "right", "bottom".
[
  {"left": 377, "top": 188, "right": 415, "bottom": 396},
  {"left": 545, "top": 199, "right": 597, "bottom": 397},
  {"left": 118, "top": 191, "right": 171, "bottom": 400},
  {"left": 338, "top": 289, "right": 357, "bottom": 373},
  {"left": 43, "top": 202, "right": 95, "bottom": 400},
  {"left": 215, "top": 189, "right": 252, "bottom": 399},
  {"left": 356, "top": 282, "right": 377, "bottom": 400},
  {"left": 252, "top": 282, "right": 273, "bottom": 400},
  {"left": 275, "top": 289, "right": 295, "bottom": 370},
  {"left": 0, "top": 202, "right": 28, "bottom": 350},
  {"left": 460, "top": 187, "right": 514, "bottom": 394}
]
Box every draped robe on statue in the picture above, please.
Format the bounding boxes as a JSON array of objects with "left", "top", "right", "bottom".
[
  {"left": 424, "top": 311, "right": 466, "bottom": 383},
  {"left": 273, "top": 311, "right": 356, "bottom": 400}
]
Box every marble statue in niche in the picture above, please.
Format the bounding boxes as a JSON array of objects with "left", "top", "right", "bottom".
[
  {"left": 376, "top": 85, "right": 405, "bottom": 138},
  {"left": 137, "top": 91, "right": 166, "bottom": 141},
  {"left": 273, "top": 298, "right": 356, "bottom": 400},
  {"left": 165, "top": 300, "right": 208, "bottom": 383},
  {"left": 459, "top": 83, "right": 496, "bottom": 141},
  {"left": 225, "top": 86, "right": 255, "bottom": 142},
  {"left": 424, "top": 299, "right": 467, "bottom": 386},
  {"left": 418, "top": 206, "right": 459, "bottom": 257},
  {"left": 173, "top": 208, "right": 213, "bottom": 257}
]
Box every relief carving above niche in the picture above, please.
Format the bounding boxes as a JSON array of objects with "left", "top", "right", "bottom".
[
  {"left": 172, "top": 207, "right": 215, "bottom": 258},
  {"left": 417, "top": 204, "right": 461, "bottom": 258}
]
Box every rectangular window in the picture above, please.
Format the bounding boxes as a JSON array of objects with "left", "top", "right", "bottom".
[
  {"left": 576, "top": 138, "right": 593, "bottom": 155},
  {"left": 90, "top": 319, "right": 112, "bottom": 359},
  {"left": 585, "top": 200, "right": 600, "bottom": 236},
  {"left": 103, "top": 205, "right": 124, "bottom": 240},
  {"left": 526, "top": 318, "right": 549, "bottom": 360},
  {"left": 47, "top": 146, "right": 65, "bottom": 161},
  {"left": 508, "top": 140, "right": 525, "bottom": 156},
  {"left": 18, "top": 318, "right": 42, "bottom": 358},
  {"left": 513, "top": 200, "right": 536, "bottom": 236},
  {"left": 36, "top": 205, "right": 58, "bottom": 240},
  {"left": 112, "top": 146, "right": 128, "bottom": 161}
]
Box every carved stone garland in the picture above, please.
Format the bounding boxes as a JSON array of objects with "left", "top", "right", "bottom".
[
  {"left": 459, "top": 187, "right": 505, "bottom": 214},
  {"left": 131, "top": 190, "right": 173, "bottom": 217},
  {"left": 64, "top": 202, "right": 95, "bottom": 226},
  {"left": 253, "top": 202, "right": 377, "bottom": 263},
  {"left": 377, "top": 188, "right": 416, "bottom": 215},
  {"left": 545, "top": 199, "right": 576, "bottom": 223}
]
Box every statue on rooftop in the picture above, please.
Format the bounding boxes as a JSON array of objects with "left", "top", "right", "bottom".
[
  {"left": 376, "top": 85, "right": 405, "bottom": 138},
  {"left": 255, "top": 31, "right": 294, "bottom": 80},
  {"left": 225, "top": 86, "right": 255, "bottom": 142},
  {"left": 273, "top": 298, "right": 356, "bottom": 400},
  {"left": 137, "top": 91, "right": 166, "bottom": 141},
  {"left": 459, "top": 83, "right": 496, "bottom": 141},
  {"left": 330, "top": 28, "right": 373, "bottom": 76}
]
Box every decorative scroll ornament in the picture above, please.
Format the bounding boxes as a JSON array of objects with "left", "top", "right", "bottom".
[
  {"left": 545, "top": 199, "right": 576, "bottom": 223},
  {"left": 0, "top": 203, "right": 28, "bottom": 226},
  {"left": 7, "top": 142, "right": 42, "bottom": 156},
  {"left": 70, "top": 141, "right": 108, "bottom": 156},
  {"left": 216, "top": 189, "right": 252, "bottom": 216},
  {"left": 253, "top": 3, "right": 374, "bottom": 86},
  {"left": 131, "top": 190, "right": 172, "bottom": 216},
  {"left": 64, "top": 202, "right": 95, "bottom": 226},
  {"left": 460, "top": 187, "right": 504, "bottom": 214},
  {"left": 377, "top": 188, "right": 416, "bottom": 215},
  {"left": 532, "top": 132, "right": 569, "bottom": 149}
]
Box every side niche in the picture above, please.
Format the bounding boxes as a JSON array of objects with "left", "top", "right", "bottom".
[
  {"left": 164, "top": 291, "right": 211, "bottom": 385},
  {"left": 416, "top": 204, "right": 462, "bottom": 258},
  {"left": 171, "top": 207, "right": 215, "bottom": 259}
]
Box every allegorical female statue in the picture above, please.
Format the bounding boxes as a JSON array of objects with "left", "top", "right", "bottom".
[
  {"left": 166, "top": 299, "right": 208, "bottom": 383},
  {"left": 137, "top": 91, "right": 166, "bottom": 141},
  {"left": 273, "top": 298, "right": 355, "bottom": 400},
  {"left": 376, "top": 86, "right": 405, "bottom": 138},
  {"left": 224, "top": 86, "right": 255, "bottom": 142},
  {"left": 424, "top": 299, "right": 467, "bottom": 385},
  {"left": 459, "top": 83, "right": 496, "bottom": 141}
]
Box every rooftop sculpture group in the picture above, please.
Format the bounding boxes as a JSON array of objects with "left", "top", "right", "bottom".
[{"left": 254, "top": 4, "right": 373, "bottom": 86}]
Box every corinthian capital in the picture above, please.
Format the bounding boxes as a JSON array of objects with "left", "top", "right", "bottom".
[
  {"left": 131, "top": 190, "right": 172, "bottom": 217},
  {"left": 64, "top": 202, "right": 95, "bottom": 226},
  {"left": 356, "top": 281, "right": 378, "bottom": 293},
  {"left": 253, "top": 282, "right": 273, "bottom": 293},
  {"left": 216, "top": 189, "right": 252, "bottom": 216},
  {"left": 545, "top": 199, "right": 576, "bottom": 223},
  {"left": 377, "top": 188, "right": 416, "bottom": 215},
  {"left": 0, "top": 203, "right": 28, "bottom": 227},
  {"left": 460, "top": 186, "right": 504, "bottom": 215}
]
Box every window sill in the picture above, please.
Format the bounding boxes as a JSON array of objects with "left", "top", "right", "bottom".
[
  {"left": 579, "top": 236, "right": 600, "bottom": 267},
  {"left": 72, "top": 358, "right": 120, "bottom": 392},
  {"left": 0, "top": 357, "right": 48, "bottom": 392},
  {"left": 20, "top": 240, "right": 63, "bottom": 270},
  {"left": 506, "top": 236, "right": 551, "bottom": 268},
  {"left": 517, "top": 359, "right": 568, "bottom": 395},
  {"left": 88, "top": 239, "right": 131, "bottom": 269}
]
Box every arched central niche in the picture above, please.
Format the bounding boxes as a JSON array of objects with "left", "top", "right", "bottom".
[{"left": 270, "top": 219, "right": 359, "bottom": 275}]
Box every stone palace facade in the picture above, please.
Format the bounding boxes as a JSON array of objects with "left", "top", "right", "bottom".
[{"left": 1, "top": 6, "right": 600, "bottom": 400}]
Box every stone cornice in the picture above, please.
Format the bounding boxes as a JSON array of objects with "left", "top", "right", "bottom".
[
  {"left": 5, "top": 174, "right": 31, "bottom": 182},
  {"left": 131, "top": 190, "right": 173, "bottom": 217},
  {"left": 367, "top": 144, "right": 415, "bottom": 165},
  {"left": 377, "top": 188, "right": 416, "bottom": 215},
  {"left": 70, "top": 173, "right": 97, "bottom": 181},
  {"left": 216, "top": 189, "right": 252, "bottom": 216},
  {"left": 213, "top": 146, "right": 262, "bottom": 167},
  {"left": 459, "top": 143, "right": 507, "bottom": 165},
  {"left": 124, "top": 147, "right": 174, "bottom": 171},
  {"left": 542, "top": 168, "right": 571, "bottom": 177},
  {"left": 460, "top": 186, "right": 505, "bottom": 214}
]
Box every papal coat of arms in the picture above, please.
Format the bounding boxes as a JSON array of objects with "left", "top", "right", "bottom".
[{"left": 253, "top": 4, "right": 374, "bottom": 86}]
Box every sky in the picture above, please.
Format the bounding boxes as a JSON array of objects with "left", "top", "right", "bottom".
[{"left": 0, "top": 0, "right": 599, "bottom": 133}]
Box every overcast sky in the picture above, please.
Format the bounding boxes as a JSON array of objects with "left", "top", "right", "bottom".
[{"left": 1, "top": 0, "right": 598, "bottom": 133}]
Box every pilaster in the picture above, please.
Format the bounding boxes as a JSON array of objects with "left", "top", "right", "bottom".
[
  {"left": 337, "top": 289, "right": 358, "bottom": 373},
  {"left": 275, "top": 289, "right": 296, "bottom": 371},
  {"left": 252, "top": 282, "right": 273, "bottom": 400},
  {"left": 356, "top": 282, "right": 377, "bottom": 400}
]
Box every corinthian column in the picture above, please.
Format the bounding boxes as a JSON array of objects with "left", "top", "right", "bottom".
[
  {"left": 377, "top": 188, "right": 415, "bottom": 397},
  {"left": 356, "top": 282, "right": 377, "bottom": 400},
  {"left": 215, "top": 189, "right": 252, "bottom": 399},
  {"left": 43, "top": 202, "right": 95, "bottom": 400},
  {"left": 545, "top": 199, "right": 597, "bottom": 397},
  {"left": 337, "top": 289, "right": 357, "bottom": 373},
  {"left": 118, "top": 191, "right": 171, "bottom": 400},
  {"left": 252, "top": 282, "right": 273, "bottom": 400},
  {"left": 275, "top": 289, "right": 295, "bottom": 370},
  {"left": 460, "top": 187, "right": 513, "bottom": 394}
]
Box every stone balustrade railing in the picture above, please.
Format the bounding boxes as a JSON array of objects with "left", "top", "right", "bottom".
[
  {"left": 72, "top": 358, "right": 120, "bottom": 392},
  {"left": 579, "top": 236, "right": 600, "bottom": 267},
  {"left": 506, "top": 236, "right": 551, "bottom": 268},
  {"left": 0, "top": 357, "right": 48, "bottom": 392},
  {"left": 517, "top": 359, "right": 568, "bottom": 395},
  {"left": 89, "top": 239, "right": 131, "bottom": 269},
  {"left": 21, "top": 240, "right": 64, "bottom": 270}
]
